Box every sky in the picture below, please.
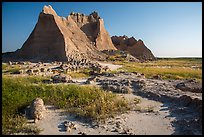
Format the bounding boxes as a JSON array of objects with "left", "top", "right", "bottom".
[{"left": 2, "top": 2, "right": 202, "bottom": 57}]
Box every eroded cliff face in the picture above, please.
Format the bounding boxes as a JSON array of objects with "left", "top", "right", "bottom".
[
  {"left": 69, "top": 11, "right": 117, "bottom": 51},
  {"left": 12, "top": 5, "right": 117, "bottom": 62},
  {"left": 111, "top": 35, "right": 156, "bottom": 61},
  {"left": 17, "top": 9, "right": 67, "bottom": 61}
]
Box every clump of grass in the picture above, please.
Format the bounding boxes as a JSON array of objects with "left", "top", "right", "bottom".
[
  {"left": 2, "top": 114, "right": 40, "bottom": 135},
  {"left": 42, "top": 84, "right": 130, "bottom": 121},
  {"left": 2, "top": 63, "right": 8, "bottom": 70},
  {"left": 133, "top": 97, "right": 141, "bottom": 105},
  {"left": 2, "top": 64, "right": 21, "bottom": 74},
  {"left": 25, "top": 76, "right": 51, "bottom": 84},
  {"left": 144, "top": 105, "right": 154, "bottom": 112},
  {"left": 134, "top": 105, "right": 142, "bottom": 111},
  {"left": 108, "top": 56, "right": 116, "bottom": 61},
  {"left": 8, "top": 68, "right": 21, "bottom": 74},
  {"left": 66, "top": 68, "right": 91, "bottom": 78},
  {"left": 2, "top": 75, "right": 130, "bottom": 134},
  {"left": 68, "top": 72, "right": 89, "bottom": 78},
  {"left": 3, "top": 75, "right": 51, "bottom": 84}
]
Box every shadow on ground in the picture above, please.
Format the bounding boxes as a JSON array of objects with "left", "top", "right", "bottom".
[{"left": 132, "top": 89, "right": 202, "bottom": 135}]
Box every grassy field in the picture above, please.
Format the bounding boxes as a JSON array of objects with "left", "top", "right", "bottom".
[
  {"left": 112, "top": 58, "right": 202, "bottom": 81},
  {"left": 2, "top": 75, "right": 130, "bottom": 135},
  {"left": 2, "top": 63, "right": 21, "bottom": 74}
]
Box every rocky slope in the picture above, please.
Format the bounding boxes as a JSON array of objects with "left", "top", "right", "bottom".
[{"left": 111, "top": 35, "right": 156, "bottom": 61}]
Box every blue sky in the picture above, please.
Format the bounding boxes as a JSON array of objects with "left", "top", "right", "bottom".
[{"left": 2, "top": 2, "right": 202, "bottom": 57}]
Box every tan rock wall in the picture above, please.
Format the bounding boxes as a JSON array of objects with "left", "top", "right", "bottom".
[
  {"left": 18, "top": 12, "right": 67, "bottom": 61},
  {"left": 16, "top": 5, "right": 107, "bottom": 62}
]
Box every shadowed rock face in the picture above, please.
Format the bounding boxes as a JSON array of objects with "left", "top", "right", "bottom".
[
  {"left": 111, "top": 35, "right": 156, "bottom": 61},
  {"left": 3, "top": 5, "right": 117, "bottom": 62}
]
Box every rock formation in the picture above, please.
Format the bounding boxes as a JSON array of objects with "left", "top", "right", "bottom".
[
  {"left": 30, "top": 98, "right": 46, "bottom": 123},
  {"left": 3, "top": 5, "right": 116, "bottom": 62},
  {"left": 69, "top": 11, "right": 116, "bottom": 51},
  {"left": 111, "top": 35, "right": 156, "bottom": 61},
  {"left": 2, "top": 5, "right": 157, "bottom": 62}
]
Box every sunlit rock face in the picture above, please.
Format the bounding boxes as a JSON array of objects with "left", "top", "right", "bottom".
[{"left": 111, "top": 35, "right": 156, "bottom": 61}]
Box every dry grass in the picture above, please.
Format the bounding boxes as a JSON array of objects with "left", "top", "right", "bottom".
[
  {"left": 112, "top": 58, "right": 202, "bottom": 81},
  {"left": 68, "top": 72, "right": 90, "bottom": 78}
]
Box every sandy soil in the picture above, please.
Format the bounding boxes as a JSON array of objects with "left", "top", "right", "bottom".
[{"left": 31, "top": 94, "right": 176, "bottom": 135}]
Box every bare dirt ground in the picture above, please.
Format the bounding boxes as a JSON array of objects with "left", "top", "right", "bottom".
[
  {"left": 30, "top": 94, "right": 176, "bottom": 135},
  {"left": 97, "top": 61, "right": 122, "bottom": 71}
]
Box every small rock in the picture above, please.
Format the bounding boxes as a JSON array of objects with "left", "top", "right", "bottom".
[
  {"left": 111, "top": 128, "right": 118, "bottom": 132},
  {"left": 118, "top": 128, "right": 127, "bottom": 134},
  {"left": 92, "top": 124, "right": 99, "bottom": 129},
  {"left": 101, "top": 125, "right": 107, "bottom": 129},
  {"left": 82, "top": 132, "right": 87, "bottom": 135},
  {"left": 78, "top": 131, "right": 87, "bottom": 135},
  {"left": 128, "top": 132, "right": 134, "bottom": 135},
  {"left": 30, "top": 97, "right": 46, "bottom": 123},
  {"left": 115, "top": 117, "right": 121, "bottom": 120}
]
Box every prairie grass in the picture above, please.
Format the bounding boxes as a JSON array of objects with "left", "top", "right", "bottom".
[
  {"left": 68, "top": 72, "right": 90, "bottom": 78},
  {"left": 144, "top": 105, "right": 155, "bottom": 112},
  {"left": 112, "top": 58, "right": 202, "bottom": 81},
  {"left": 66, "top": 68, "right": 91, "bottom": 78},
  {"left": 133, "top": 97, "right": 141, "bottom": 105},
  {"left": 2, "top": 75, "right": 129, "bottom": 134},
  {"left": 2, "top": 63, "right": 8, "bottom": 70},
  {"left": 2, "top": 63, "right": 21, "bottom": 74}
]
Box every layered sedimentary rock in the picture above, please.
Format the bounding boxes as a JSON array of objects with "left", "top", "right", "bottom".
[
  {"left": 69, "top": 11, "right": 117, "bottom": 51},
  {"left": 111, "top": 35, "right": 156, "bottom": 61},
  {"left": 4, "top": 5, "right": 116, "bottom": 62}
]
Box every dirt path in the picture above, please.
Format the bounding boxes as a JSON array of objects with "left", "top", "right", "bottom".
[{"left": 32, "top": 93, "right": 175, "bottom": 135}]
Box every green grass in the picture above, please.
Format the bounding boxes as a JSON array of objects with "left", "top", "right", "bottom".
[
  {"left": 66, "top": 68, "right": 91, "bottom": 78},
  {"left": 112, "top": 58, "right": 202, "bottom": 81},
  {"left": 2, "top": 63, "right": 8, "bottom": 70},
  {"left": 68, "top": 72, "right": 90, "bottom": 78},
  {"left": 2, "top": 115, "right": 41, "bottom": 135},
  {"left": 2, "top": 63, "right": 21, "bottom": 74},
  {"left": 2, "top": 75, "right": 130, "bottom": 135}
]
